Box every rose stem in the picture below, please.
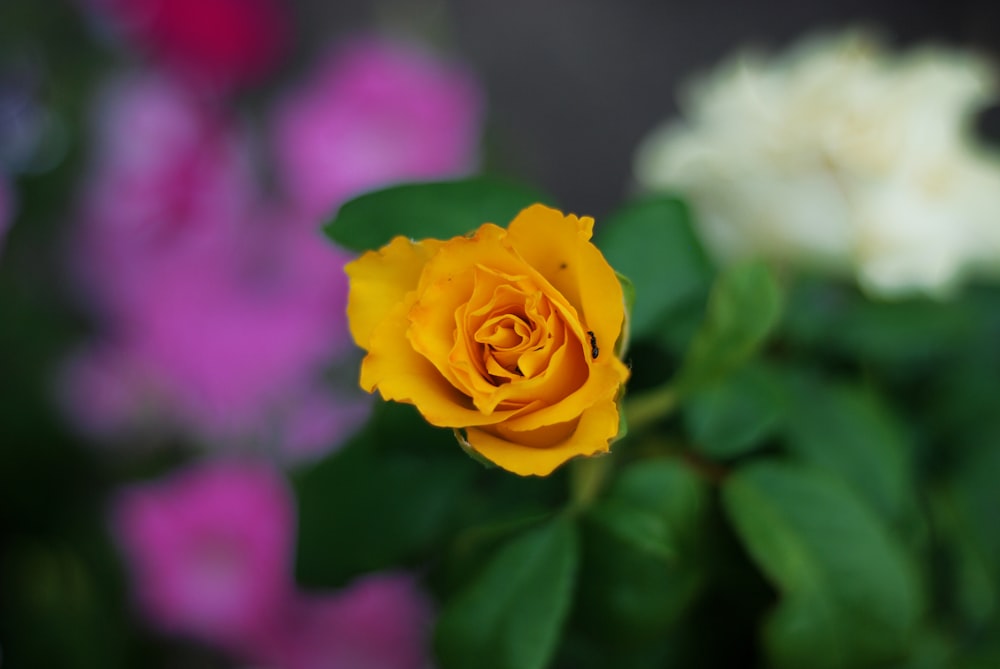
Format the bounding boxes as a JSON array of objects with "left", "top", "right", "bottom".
[
  {"left": 569, "top": 456, "right": 612, "bottom": 510},
  {"left": 623, "top": 385, "right": 679, "bottom": 434}
]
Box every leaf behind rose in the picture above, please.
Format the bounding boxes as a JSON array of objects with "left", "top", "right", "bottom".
[
  {"left": 722, "top": 461, "right": 922, "bottom": 669},
  {"left": 434, "top": 514, "right": 578, "bottom": 669},
  {"left": 595, "top": 195, "right": 713, "bottom": 341},
  {"left": 324, "top": 177, "right": 556, "bottom": 251},
  {"left": 672, "top": 261, "right": 782, "bottom": 395}
]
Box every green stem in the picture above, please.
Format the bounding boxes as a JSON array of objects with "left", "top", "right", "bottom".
[
  {"left": 624, "top": 385, "right": 679, "bottom": 435},
  {"left": 569, "top": 455, "right": 611, "bottom": 510}
]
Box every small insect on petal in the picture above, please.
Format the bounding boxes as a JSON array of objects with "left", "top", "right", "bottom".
[{"left": 587, "top": 330, "right": 599, "bottom": 359}]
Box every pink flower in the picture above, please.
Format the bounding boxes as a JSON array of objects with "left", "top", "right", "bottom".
[
  {"left": 65, "top": 73, "right": 370, "bottom": 459},
  {"left": 69, "top": 208, "right": 368, "bottom": 457},
  {"left": 83, "top": 0, "right": 290, "bottom": 91},
  {"left": 59, "top": 343, "right": 152, "bottom": 440},
  {"left": 252, "top": 573, "right": 436, "bottom": 669},
  {"left": 276, "top": 382, "right": 373, "bottom": 461},
  {"left": 272, "top": 37, "right": 484, "bottom": 219},
  {"left": 75, "top": 73, "right": 254, "bottom": 317},
  {"left": 111, "top": 459, "right": 296, "bottom": 649}
]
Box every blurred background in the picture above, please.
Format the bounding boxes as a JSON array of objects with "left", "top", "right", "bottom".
[
  {"left": 296, "top": 0, "right": 1000, "bottom": 218},
  {"left": 3, "top": 0, "right": 1000, "bottom": 667}
]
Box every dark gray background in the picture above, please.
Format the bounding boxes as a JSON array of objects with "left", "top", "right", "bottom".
[{"left": 291, "top": 0, "right": 1000, "bottom": 219}]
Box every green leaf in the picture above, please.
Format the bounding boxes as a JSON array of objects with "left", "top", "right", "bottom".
[
  {"left": 575, "top": 458, "right": 707, "bottom": 643},
  {"left": 293, "top": 403, "right": 477, "bottom": 587},
  {"left": 723, "top": 461, "right": 921, "bottom": 669},
  {"left": 595, "top": 196, "right": 712, "bottom": 340},
  {"left": 779, "top": 375, "right": 913, "bottom": 522},
  {"left": 615, "top": 270, "right": 636, "bottom": 357},
  {"left": 555, "top": 629, "right": 679, "bottom": 669},
  {"left": 673, "top": 261, "right": 782, "bottom": 394},
  {"left": 937, "top": 429, "right": 1000, "bottom": 627},
  {"left": 930, "top": 488, "right": 997, "bottom": 629},
  {"left": 324, "top": 177, "right": 554, "bottom": 251},
  {"left": 605, "top": 458, "right": 707, "bottom": 540},
  {"left": 782, "top": 278, "right": 976, "bottom": 367},
  {"left": 684, "top": 362, "right": 784, "bottom": 459},
  {"left": 435, "top": 515, "right": 578, "bottom": 669},
  {"left": 951, "top": 428, "right": 1000, "bottom": 568}
]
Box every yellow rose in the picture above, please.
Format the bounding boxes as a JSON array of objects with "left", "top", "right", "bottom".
[{"left": 345, "top": 204, "right": 631, "bottom": 476}]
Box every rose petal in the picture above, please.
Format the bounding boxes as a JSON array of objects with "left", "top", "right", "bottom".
[
  {"left": 464, "top": 397, "right": 621, "bottom": 476},
  {"left": 499, "top": 362, "right": 627, "bottom": 432},
  {"left": 361, "top": 300, "right": 513, "bottom": 428},
  {"left": 506, "top": 204, "right": 626, "bottom": 360},
  {"left": 346, "top": 236, "right": 443, "bottom": 349}
]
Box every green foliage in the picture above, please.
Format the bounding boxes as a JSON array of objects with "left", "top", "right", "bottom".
[
  {"left": 435, "top": 515, "right": 579, "bottom": 669},
  {"left": 595, "top": 196, "right": 712, "bottom": 340},
  {"left": 672, "top": 261, "right": 782, "bottom": 394},
  {"left": 938, "top": 428, "right": 1000, "bottom": 629},
  {"left": 324, "top": 177, "right": 554, "bottom": 251},
  {"left": 683, "top": 362, "right": 784, "bottom": 459},
  {"left": 575, "top": 458, "right": 707, "bottom": 644},
  {"left": 778, "top": 374, "right": 914, "bottom": 522},
  {"left": 615, "top": 270, "right": 637, "bottom": 356},
  {"left": 723, "top": 462, "right": 922, "bottom": 669},
  {"left": 293, "top": 402, "right": 479, "bottom": 587},
  {"left": 782, "top": 278, "right": 977, "bottom": 367}
]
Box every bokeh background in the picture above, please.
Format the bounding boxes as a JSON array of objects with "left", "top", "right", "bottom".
[
  {"left": 283, "top": 0, "right": 1000, "bottom": 219},
  {"left": 4, "top": 0, "right": 1000, "bottom": 667}
]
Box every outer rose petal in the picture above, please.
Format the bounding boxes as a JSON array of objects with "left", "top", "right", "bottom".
[
  {"left": 507, "top": 204, "right": 626, "bottom": 358},
  {"left": 500, "top": 363, "right": 627, "bottom": 432},
  {"left": 361, "top": 300, "right": 515, "bottom": 428},
  {"left": 464, "top": 397, "right": 621, "bottom": 476},
  {"left": 346, "top": 236, "right": 444, "bottom": 349}
]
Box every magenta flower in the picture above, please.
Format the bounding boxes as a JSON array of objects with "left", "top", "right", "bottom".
[
  {"left": 67, "top": 208, "right": 367, "bottom": 457},
  {"left": 65, "top": 73, "right": 370, "bottom": 459},
  {"left": 251, "top": 572, "right": 436, "bottom": 669},
  {"left": 82, "top": 0, "right": 290, "bottom": 91},
  {"left": 74, "top": 74, "right": 254, "bottom": 317},
  {"left": 111, "top": 459, "right": 296, "bottom": 649},
  {"left": 272, "top": 37, "right": 485, "bottom": 219}
]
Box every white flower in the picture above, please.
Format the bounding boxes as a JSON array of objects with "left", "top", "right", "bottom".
[{"left": 634, "top": 30, "right": 1000, "bottom": 296}]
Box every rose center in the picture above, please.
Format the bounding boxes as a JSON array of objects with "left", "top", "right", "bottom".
[
  {"left": 474, "top": 312, "right": 531, "bottom": 376},
  {"left": 471, "top": 297, "right": 555, "bottom": 384}
]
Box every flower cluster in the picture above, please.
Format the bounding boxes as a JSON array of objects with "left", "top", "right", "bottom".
[{"left": 635, "top": 31, "right": 1000, "bottom": 296}]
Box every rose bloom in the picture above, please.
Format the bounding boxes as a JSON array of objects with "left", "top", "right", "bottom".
[
  {"left": 346, "top": 204, "right": 630, "bottom": 476},
  {"left": 634, "top": 30, "right": 1000, "bottom": 297}
]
